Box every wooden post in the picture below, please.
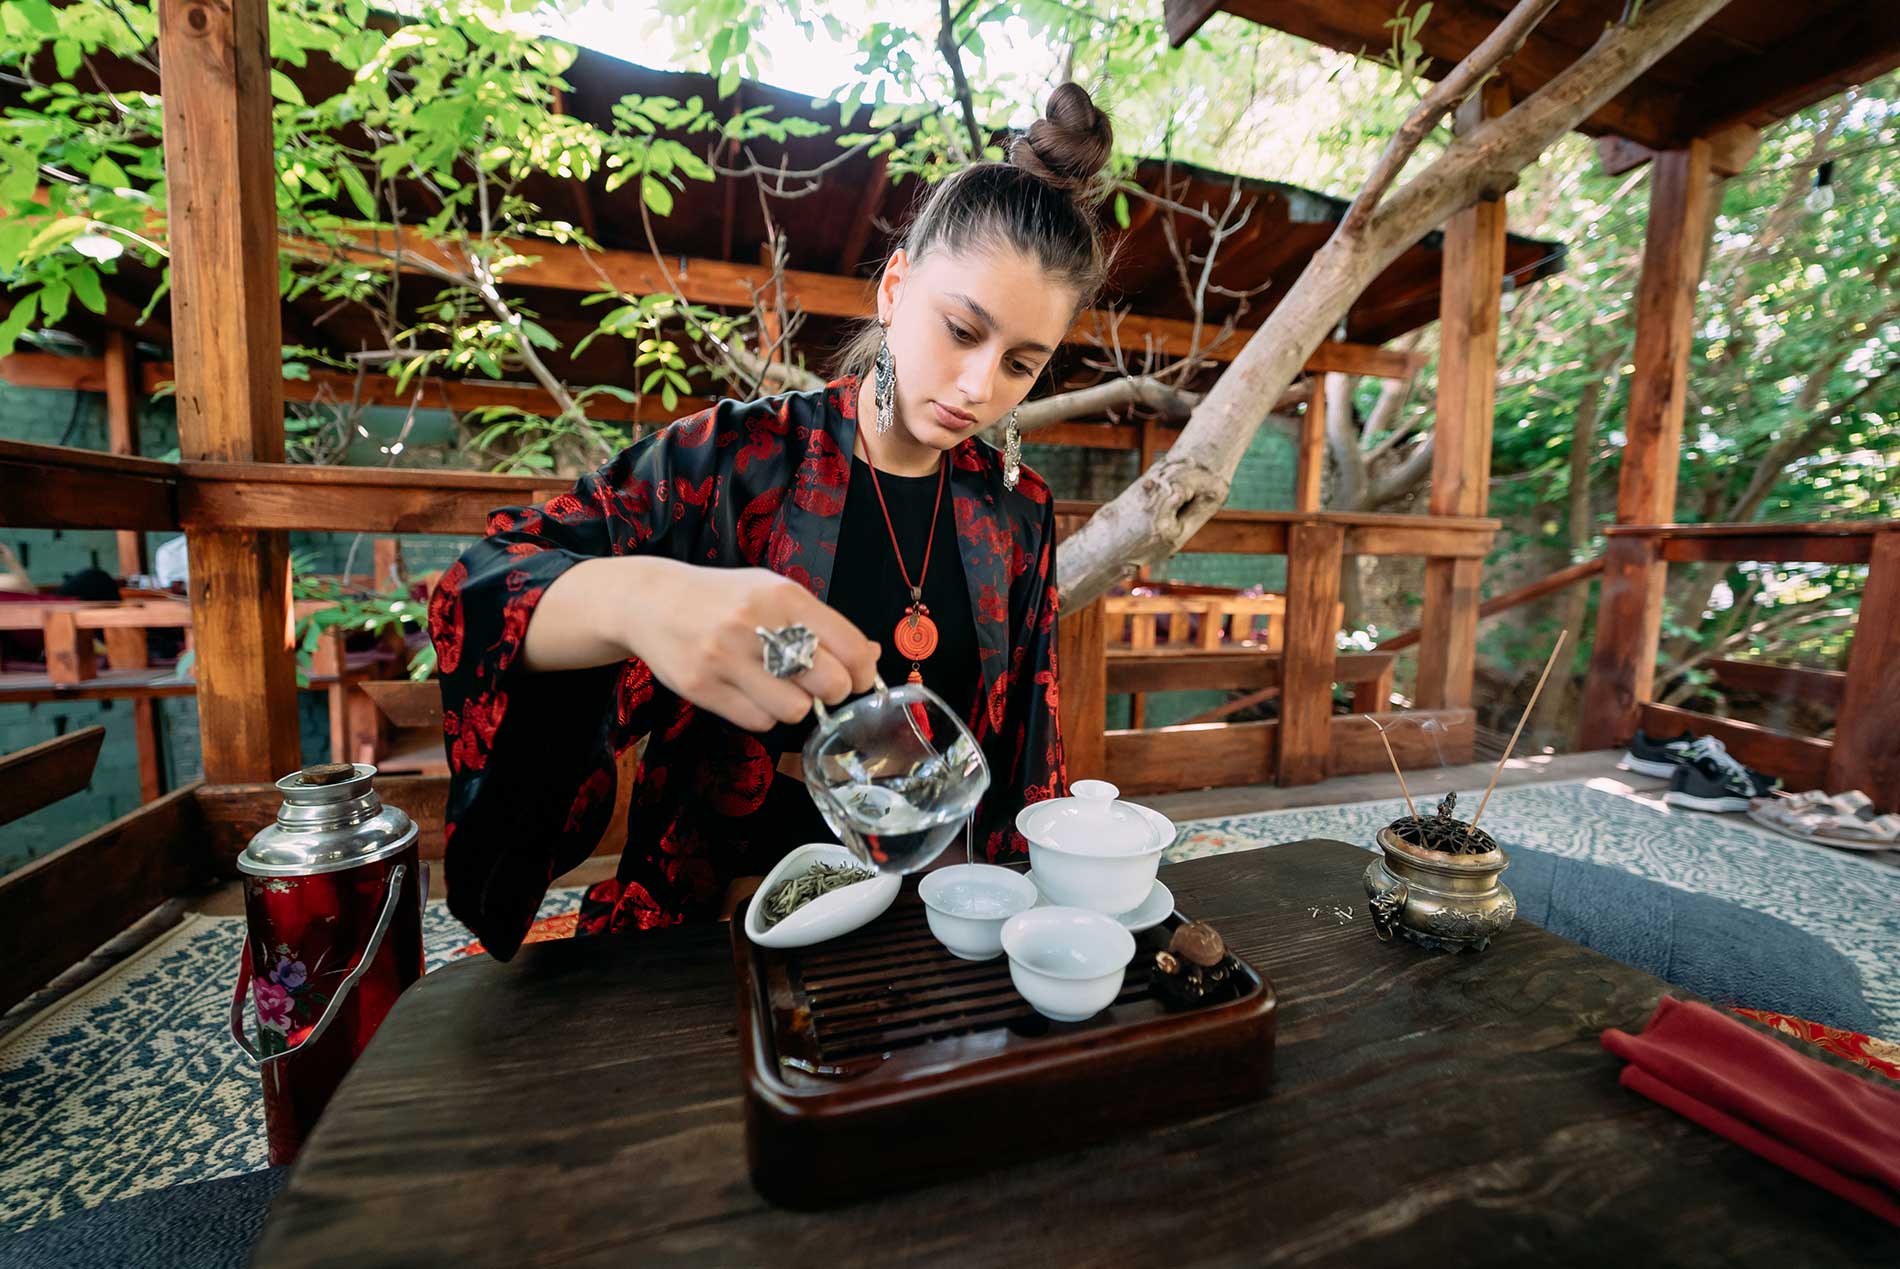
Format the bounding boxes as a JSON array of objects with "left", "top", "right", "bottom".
[
  {"left": 103, "top": 331, "right": 146, "bottom": 580},
  {"left": 1056, "top": 596, "right": 1108, "bottom": 782},
  {"left": 1577, "top": 534, "right": 1664, "bottom": 751},
  {"left": 1828, "top": 528, "right": 1900, "bottom": 809},
  {"left": 1294, "top": 379, "right": 1325, "bottom": 513},
  {"left": 159, "top": 0, "right": 301, "bottom": 783},
  {"left": 1416, "top": 81, "right": 1509, "bottom": 711},
  {"left": 372, "top": 538, "right": 405, "bottom": 592},
  {"left": 43, "top": 610, "right": 97, "bottom": 686},
  {"left": 1278, "top": 522, "right": 1344, "bottom": 786},
  {"left": 1577, "top": 138, "right": 1717, "bottom": 749}
]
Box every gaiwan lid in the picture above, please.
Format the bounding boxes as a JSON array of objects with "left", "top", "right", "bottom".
[{"left": 1016, "top": 779, "right": 1164, "bottom": 857}]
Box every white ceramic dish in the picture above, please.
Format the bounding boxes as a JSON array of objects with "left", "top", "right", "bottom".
[
  {"left": 743, "top": 843, "right": 901, "bottom": 949},
  {"left": 1000, "top": 905, "right": 1136, "bottom": 1023},
  {"left": 1024, "top": 870, "right": 1174, "bottom": 933},
  {"left": 918, "top": 864, "right": 1040, "bottom": 960}
]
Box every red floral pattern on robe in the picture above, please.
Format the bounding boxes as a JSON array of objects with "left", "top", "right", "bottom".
[{"left": 429, "top": 378, "right": 1066, "bottom": 958}]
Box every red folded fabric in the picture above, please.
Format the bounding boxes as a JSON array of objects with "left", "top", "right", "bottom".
[{"left": 1602, "top": 996, "right": 1900, "bottom": 1226}]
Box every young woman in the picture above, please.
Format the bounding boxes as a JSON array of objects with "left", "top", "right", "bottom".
[{"left": 431, "top": 83, "right": 1118, "bottom": 959}]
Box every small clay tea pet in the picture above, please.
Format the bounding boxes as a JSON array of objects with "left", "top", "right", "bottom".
[{"left": 1149, "top": 920, "right": 1242, "bottom": 1009}]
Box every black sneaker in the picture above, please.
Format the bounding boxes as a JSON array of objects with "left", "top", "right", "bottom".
[
  {"left": 1622, "top": 729, "right": 1703, "bottom": 777},
  {"left": 1664, "top": 751, "right": 1780, "bottom": 813}
]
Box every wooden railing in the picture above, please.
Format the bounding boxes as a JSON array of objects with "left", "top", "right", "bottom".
[
  {"left": 1578, "top": 521, "right": 1898, "bottom": 809},
  {"left": 1054, "top": 507, "right": 1497, "bottom": 796}
]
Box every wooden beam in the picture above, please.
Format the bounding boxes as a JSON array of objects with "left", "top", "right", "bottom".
[
  {"left": 104, "top": 331, "right": 147, "bottom": 578},
  {"left": 1418, "top": 81, "right": 1508, "bottom": 712},
  {"left": 1330, "top": 708, "right": 1475, "bottom": 775},
  {"left": 293, "top": 231, "right": 1420, "bottom": 378},
  {"left": 1277, "top": 521, "right": 1343, "bottom": 786},
  {"left": 1056, "top": 595, "right": 1108, "bottom": 781},
  {"left": 1638, "top": 702, "right": 1832, "bottom": 792},
  {"left": 0, "top": 351, "right": 110, "bottom": 392},
  {"left": 1685, "top": 8, "right": 1900, "bottom": 141},
  {"left": 1294, "top": 379, "right": 1324, "bottom": 513},
  {"left": 1106, "top": 649, "right": 1394, "bottom": 695},
  {"left": 1597, "top": 123, "right": 1762, "bottom": 179},
  {"left": 0, "top": 726, "right": 105, "bottom": 826},
  {"left": 0, "top": 442, "right": 178, "bottom": 531},
  {"left": 0, "top": 782, "right": 205, "bottom": 1015},
  {"left": 1828, "top": 529, "right": 1900, "bottom": 811},
  {"left": 1703, "top": 658, "right": 1845, "bottom": 709},
  {"left": 178, "top": 462, "right": 563, "bottom": 535},
  {"left": 1106, "top": 720, "right": 1276, "bottom": 796},
  {"left": 159, "top": 0, "right": 301, "bottom": 783},
  {"left": 1659, "top": 534, "right": 1873, "bottom": 566}
]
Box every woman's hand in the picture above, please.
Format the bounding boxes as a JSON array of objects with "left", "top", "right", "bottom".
[{"left": 523, "top": 556, "right": 881, "bottom": 732}]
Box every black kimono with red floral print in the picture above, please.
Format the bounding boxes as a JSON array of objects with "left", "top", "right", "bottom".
[{"left": 429, "top": 377, "right": 1067, "bottom": 960}]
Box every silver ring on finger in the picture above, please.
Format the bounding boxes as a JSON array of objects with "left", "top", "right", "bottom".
[{"left": 755, "top": 623, "right": 819, "bottom": 680}]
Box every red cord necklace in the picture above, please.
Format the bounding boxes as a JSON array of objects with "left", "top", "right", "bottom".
[{"left": 863, "top": 448, "right": 948, "bottom": 685}]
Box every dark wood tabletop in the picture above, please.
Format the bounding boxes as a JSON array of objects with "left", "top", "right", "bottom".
[{"left": 251, "top": 840, "right": 1895, "bottom": 1267}]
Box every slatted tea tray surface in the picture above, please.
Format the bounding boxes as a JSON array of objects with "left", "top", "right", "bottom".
[
  {"left": 789, "top": 896, "right": 1159, "bottom": 1063},
  {"left": 733, "top": 887, "right": 1278, "bottom": 1208}
]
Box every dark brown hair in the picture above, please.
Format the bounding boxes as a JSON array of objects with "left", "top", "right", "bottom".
[{"left": 832, "top": 82, "right": 1116, "bottom": 377}]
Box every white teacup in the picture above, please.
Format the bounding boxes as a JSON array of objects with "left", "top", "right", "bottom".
[
  {"left": 1000, "top": 906, "right": 1135, "bottom": 1022},
  {"left": 918, "top": 864, "right": 1039, "bottom": 961}
]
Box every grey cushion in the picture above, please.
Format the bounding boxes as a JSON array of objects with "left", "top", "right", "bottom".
[{"left": 1502, "top": 843, "right": 1877, "bottom": 1035}]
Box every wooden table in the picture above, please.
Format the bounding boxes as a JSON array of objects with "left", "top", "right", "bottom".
[{"left": 252, "top": 841, "right": 1894, "bottom": 1266}]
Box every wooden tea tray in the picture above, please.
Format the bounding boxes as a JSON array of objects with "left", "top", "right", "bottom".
[{"left": 732, "top": 884, "right": 1278, "bottom": 1208}]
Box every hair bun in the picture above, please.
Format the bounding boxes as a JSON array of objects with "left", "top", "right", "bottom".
[{"left": 1009, "top": 82, "right": 1114, "bottom": 205}]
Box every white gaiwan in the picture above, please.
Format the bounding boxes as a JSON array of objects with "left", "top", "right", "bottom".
[{"left": 1014, "top": 780, "right": 1167, "bottom": 916}]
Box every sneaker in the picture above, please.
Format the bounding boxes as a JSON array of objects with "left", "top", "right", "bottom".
[
  {"left": 1622, "top": 729, "right": 1704, "bottom": 777},
  {"left": 1665, "top": 751, "right": 1781, "bottom": 813}
]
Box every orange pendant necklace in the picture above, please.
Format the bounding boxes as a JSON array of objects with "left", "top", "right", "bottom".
[{"left": 864, "top": 449, "right": 947, "bottom": 685}]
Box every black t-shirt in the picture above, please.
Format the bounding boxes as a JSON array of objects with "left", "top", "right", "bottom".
[{"left": 759, "top": 453, "right": 979, "bottom": 842}]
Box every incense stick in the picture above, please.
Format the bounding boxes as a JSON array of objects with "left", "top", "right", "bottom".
[
  {"left": 1366, "top": 715, "right": 1421, "bottom": 822},
  {"left": 1467, "top": 630, "right": 1568, "bottom": 836}
]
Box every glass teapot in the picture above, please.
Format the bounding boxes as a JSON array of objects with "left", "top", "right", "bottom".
[{"left": 801, "top": 678, "right": 990, "bottom": 874}]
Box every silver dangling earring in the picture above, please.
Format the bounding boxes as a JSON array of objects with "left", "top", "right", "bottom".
[
  {"left": 1002, "top": 409, "right": 1022, "bottom": 490},
  {"left": 873, "top": 329, "right": 896, "bottom": 436}
]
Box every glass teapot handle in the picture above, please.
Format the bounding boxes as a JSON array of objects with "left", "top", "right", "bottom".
[{"left": 229, "top": 862, "right": 408, "bottom": 1068}]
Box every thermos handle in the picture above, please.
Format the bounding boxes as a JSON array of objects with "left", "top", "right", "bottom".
[{"left": 230, "top": 863, "right": 409, "bottom": 1068}]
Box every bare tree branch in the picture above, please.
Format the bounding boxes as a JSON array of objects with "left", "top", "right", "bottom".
[{"left": 1339, "top": 0, "right": 1564, "bottom": 237}]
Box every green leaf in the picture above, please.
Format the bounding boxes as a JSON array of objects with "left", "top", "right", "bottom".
[
  {"left": 18, "top": 0, "right": 58, "bottom": 35},
  {"left": 69, "top": 265, "right": 105, "bottom": 315},
  {"left": 519, "top": 319, "right": 560, "bottom": 350},
  {"left": 1114, "top": 192, "right": 1131, "bottom": 230},
  {"left": 90, "top": 155, "right": 130, "bottom": 190},
  {"left": 641, "top": 175, "right": 674, "bottom": 217},
  {"left": 337, "top": 163, "right": 377, "bottom": 219},
  {"left": 53, "top": 39, "right": 79, "bottom": 79},
  {"left": 0, "top": 293, "right": 39, "bottom": 356},
  {"left": 38, "top": 279, "right": 70, "bottom": 325},
  {"left": 270, "top": 70, "right": 306, "bottom": 107}
]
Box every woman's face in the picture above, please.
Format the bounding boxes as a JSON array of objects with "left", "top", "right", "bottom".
[{"left": 874, "top": 243, "right": 1077, "bottom": 451}]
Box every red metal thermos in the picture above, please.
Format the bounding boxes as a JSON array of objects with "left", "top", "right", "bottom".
[{"left": 228, "top": 763, "right": 424, "bottom": 1164}]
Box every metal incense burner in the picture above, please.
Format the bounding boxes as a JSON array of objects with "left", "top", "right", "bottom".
[{"left": 1363, "top": 793, "right": 1516, "bottom": 953}]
